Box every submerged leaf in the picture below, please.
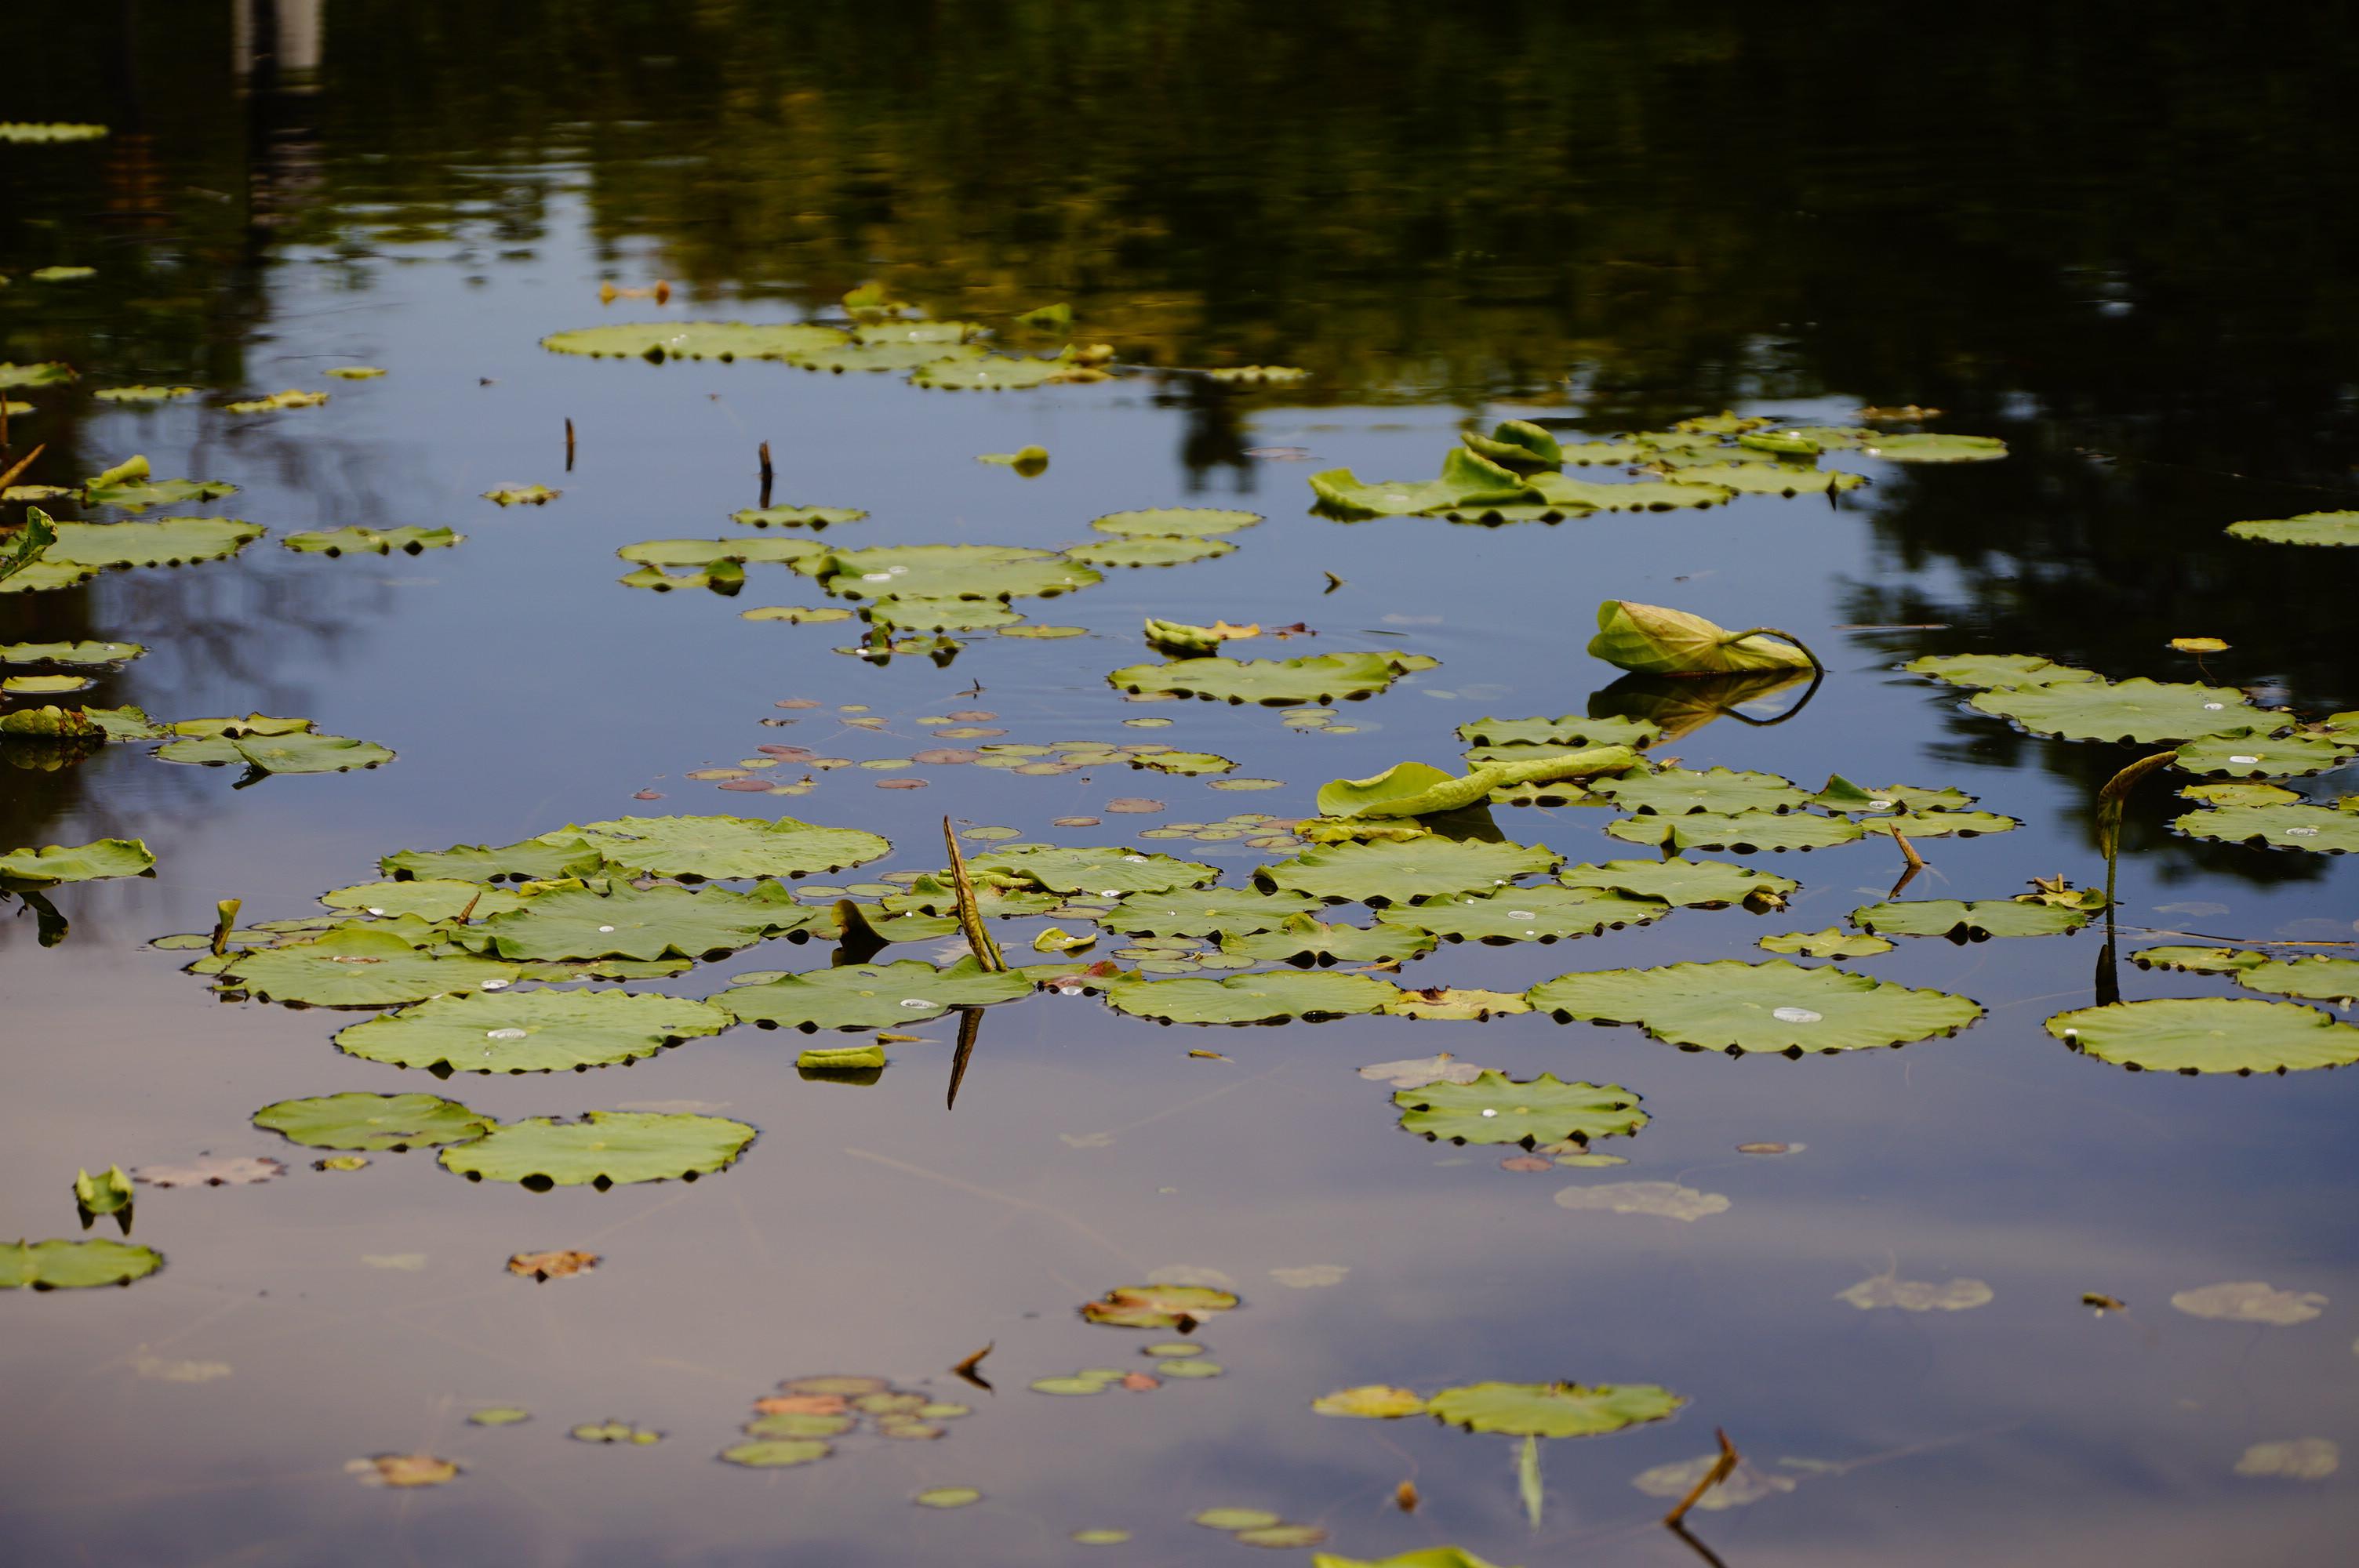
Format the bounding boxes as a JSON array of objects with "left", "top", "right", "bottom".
[{"left": 1837, "top": 1273, "right": 1994, "bottom": 1311}]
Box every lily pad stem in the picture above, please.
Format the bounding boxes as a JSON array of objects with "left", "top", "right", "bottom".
[
  {"left": 1721, "top": 628, "right": 1824, "bottom": 674},
  {"left": 1663, "top": 1427, "right": 1742, "bottom": 1528}
]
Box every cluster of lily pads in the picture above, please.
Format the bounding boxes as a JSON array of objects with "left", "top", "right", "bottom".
[
  {"left": 720, "top": 1373, "right": 972, "bottom": 1469},
  {"left": 2, "top": 707, "right": 394, "bottom": 782}
]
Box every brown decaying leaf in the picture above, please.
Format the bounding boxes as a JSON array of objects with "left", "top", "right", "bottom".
[
  {"left": 1736, "top": 1142, "right": 1793, "bottom": 1156},
  {"left": 134, "top": 1154, "right": 286, "bottom": 1189},
  {"left": 1104, "top": 797, "right": 1165, "bottom": 813},
  {"left": 754, "top": 1393, "right": 849, "bottom": 1416},
  {"left": 507, "top": 1250, "right": 598, "bottom": 1281},
  {"left": 2082, "top": 1292, "right": 2128, "bottom": 1312},
  {"left": 877, "top": 779, "right": 928, "bottom": 789},
  {"left": 776, "top": 699, "right": 822, "bottom": 710},
  {"left": 1499, "top": 1156, "right": 1554, "bottom": 1173},
  {"left": 1053, "top": 816, "right": 1102, "bottom": 827},
  {"left": 1187, "top": 1049, "right": 1229, "bottom": 1060},
  {"left": 371, "top": 1453, "right": 459, "bottom": 1487},
  {"left": 632, "top": 789, "right": 665, "bottom": 800},
  {"left": 1121, "top": 1372, "right": 1161, "bottom": 1392},
  {"left": 952, "top": 1342, "right": 994, "bottom": 1381},
  {"left": 1396, "top": 1479, "right": 1419, "bottom": 1512},
  {"left": 913, "top": 749, "right": 983, "bottom": 765}
]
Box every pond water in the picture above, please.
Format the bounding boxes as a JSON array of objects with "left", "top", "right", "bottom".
[{"left": 7, "top": 6, "right": 2359, "bottom": 1566}]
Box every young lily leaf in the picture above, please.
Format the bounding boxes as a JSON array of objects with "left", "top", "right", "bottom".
[
  {"left": 1308, "top": 448, "right": 1536, "bottom": 517},
  {"left": 801, "top": 543, "right": 1100, "bottom": 601},
  {"left": 1318, "top": 748, "right": 1639, "bottom": 819},
  {"left": 253, "top": 1092, "right": 493, "bottom": 1150},
  {"left": 1109, "top": 652, "right": 1439, "bottom": 705},
  {"left": 1968, "top": 677, "right": 2268, "bottom": 743},
  {"left": 1459, "top": 419, "right": 1564, "bottom": 470},
  {"left": 1758, "top": 927, "right": 1892, "bottom": 959},
  {"left": 722, "top": 957, "right": 1031, "bottom": 1029},
  {"left": 545, "top": 815, "right": 889, "bottom": 880},
  {"left": 0, "top": 1239, "right": 162, "bottom": 1290},
  {"left": 439, "top": 1111, "right": 757, "bottom": 1187},
  {"left": 1103, "top": 970, "right": 1399, "bottom": 1024},
  {"left": 1258, "top": 837, "right": 1562, "bottom": 904},
  {"left": 336, "top": 989, "right": 732, "bottom": 1073},
  {"left": 1100, "top": 887, "right": 1324, "bottom": 937},
  {"left": 1531, "top": 959, "right": 1983, "bottom": 1054},
  {"left": 285, "top": 526, "right": 462, "bottom": 556},
  {"left": 156, "top": 732, "right": 395, "bottom": 774},
  {"left": 1092, "top": 507, "right": 1263, "bottom": 538},
  {"left": 1456, "top": 714, "right": 1662, "bottom": 750},
  {"left": 1851, "top": 899, "right": 2094, "bottom": 939},
  {"left": 2048, "top": 998, "right": 2359, "bottom": 1073},
  {"left": 543, "top": 321, "right": 849, "bottom": 360},
  {"left": 1220, "top": 916, "right": 1438, "bottom": 966},
  {"left": 1605, "top": 811, "right": 1864, "bottom": 853},
  {"left": 1587, "top": 601, "right": 1814, "bottom": 676},
  {"left": 1590, "top": 766, "right": 1808, "bottom": 816},
  {"left": 1376, "top": 886, "right": 1667, "bottom": 944},
  {"left": 1560, "top": 858, "right": 1797, "bottom": 909},
  {"left": 2175, "top": 732, "right": 2351, "bottom": 777},
  {"left": 2225, "top": 512, "right": 2359, "bottom": 546},
  {"left": 971, "top": 844, "right": 1216, "bottom": 895},
  {"left": 1425, "top": 1381, "right": 1685, "bottom": 1439},
  {"left": 216, "top": 927, "right": 522, "bottom": 1007},
  {"left": 2173, "top": 802, "right": 2359, "bottom": 854},
  {"left": 1394, "top": 1072, "right": 1646, "bottom": 1146},
  {"left": 467, "top": 881, "right": 817, "bottom": 960},
  {"left": 1853, "top": 432, "right": 2007, "bottom": 463},
  {"left": 0, "top": 838, "right": 154, "bottom": 885}
]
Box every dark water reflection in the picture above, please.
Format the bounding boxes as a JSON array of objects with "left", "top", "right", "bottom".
[{"left": 6, "top": 5, "right": 2359, "bottom": 1565}]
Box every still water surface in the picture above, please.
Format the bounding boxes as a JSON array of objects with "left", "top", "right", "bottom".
[{"left": 5, "top": 6, "right": 2359, "bottom": 1565}]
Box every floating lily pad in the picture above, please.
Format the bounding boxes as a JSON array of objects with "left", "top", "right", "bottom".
[
  {"left": 156, "top": 731, "right": 394, "bottom": 774},
  {"left": 1522, "top": 471, "right": 1738, "bottom": 512},
  {"left": 216, "top": 926, "right": 521, "bottom": 1007},
  {"left": 1851, "top": 899, "right": 2093, "bottom": 940},
  {"left": 0, "top": 1239, "right": 162, "bottom": 1290},
  {"left": 2170, "top": 1281, "right": 2327, "bottom": 1324},
  {"left": 1456, "top": 714, "right": 1663, "bottom": 750},
  {"left": 619, "top": 537, "right": 827, "bottom": 568},
  {"left": 2, "top": 674, "right": 87, "bottom": 695},
  {"left": 1312, "top": 1385, "right": 1430, "bottom": 1419},
  {"left": 467, "top": 881, "right": 816, "bottom": 961},
  {"left": 1425, "top": 1381, "right": 1685, "bottom": 1439},
  {"left": 1381, "top": 986, "right": 1532, "bottom": 1020},
  {"left": 0, "top": 123, "right": 107, "bottom": 143},
  {"left": 910, "top": 351, "right": 1108, "bottom": 390},
  {"left": 0, "top": 703, "right": 163, "bottom": 740},
  {"left": 1091, "top": 508, "right": 1262, "bottom": 538},
  {"left": 2175, "top": 732, "right": 2351, "bottom": 777},
  {"left": 1855, "top": 432, "right": 2007, "bottom": 463},
  {"left": 549, "top": 815, "right": 889, "bottom": 880},
  {"left": 483, "top": 484, "right": 559, "bottom": 506},
  {"left": 2234, "top": 956, "right": 2359, "bottom": 1002},
  {"left": 1194, "top": 1508, "right": 1283, "bottom": 1531},
  {"left": 1968, "top": 677, "right": 2267, "bottom": 743},
  {"left": 382, "top": 837, "right": 606, "bottom": 884},
  {"left": 1605, "top": 811, "right": 1863, "bottom": 853},
  {"left": 1220, "top": 916, "right": 1438, "bottom": 966},
  {"left": 1589, "top": 601, "right": 1812, "bottom": 677},
  {"left": 543, "top": 321, "right": 849, "bottom": 361},
  {"left": 1081, "top": 1282, "right": 1240, "bottom": 1329},
  {"left": 1862, "top": 809, "right": 2017, "bottom": 840},
  {"left": 1109, "top": 652, "right": 1438, "bottom": 705},
  {"left": 1259, "top": 837, "right": 1561, "bottom": 904},
  {"left": 2047, "top": 998, "right": 2359, "bottom": 1073},
  {"left": 1394, "top": 1072, "right": 1645, "bottom": 1146},
  {"left": 1377, "top": 886, "right": 1667, "bottom": 944},
  {"left": 0, "top": 641, "right": 143, "bottom": 666},
  {"left": 2130, "top": 945, "right": 2271, "bottom": 975},
  {"left": 1064, "top": 534, "right": 1238, "bottom": 570},
  {"left": 802, "top": 544, "right": 1100, "bottom": 601},
  {"left": 1560, "top": 858, "right": 1797, "bottom": 909},
  {"left": 0, "top": 837, "right": 153, "bottom": 885},
  {"left": 972, "top": 844, "right": 1216, "bottom": 895},
  {"left": 1101, "top": 887, "right": 1324, "bottom": 937},
  {"left": 863, "top": 597, "right": 1023, "bottom": 632},
  {"left": 1129, "top": 750, "right": 1236, "bottom": 776},
  {"left": 284, "top": 526, "right": 462, "bottom": 556},
  {"left": 730, "top": 505, "right": 868, "bottom": 532},
  {"left": 337, "top": 989, "right": 732, "bottom": 1073},
  {"left": 1104, "top": 970, "right": 1398, "bottom": 1024},
  {"left": 253, "top": 1092, "right": 494, "bottom": 1150},
  {"left": 719, "top": 1439, "right": 832, "bottom": 1468},
  {"left": 1309, "top": 449, "right": 1539, "bottom": 517},
  {"left": 2179, "top": 782, "right": 2301, "bottom": 808},
  {"left": 1591, "top": 767, "right": 1808, "bottom": 816},
  {"left": 319, "top": 879, "right": 528, "bottom": 924},
  {"left": 1758, "top": 927, "right": 1892, "bottom": 958},
  {"left": 1900, "top": 654, "right": 2092, "bottom": 689},
  {"left": 1531, "top": 959, "right": 1982, "bottom": 1054},
  {"left": 2224, "top": 512, "right": 2359, "bottom": 546},
  {"left": 722, "top": 957, "right": 1031, "bottom": 1029},
  {"left": 440, "top": 1110, "right": 756, "bottom": 1187},
  {"left": 2174, "top": 802, "right": 2359, "bottom": 854},
  {"left": 37, "top": 517, "right": 263, "bottom": 572}
]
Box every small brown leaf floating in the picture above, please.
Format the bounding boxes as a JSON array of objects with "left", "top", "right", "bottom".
[
  {"left": 1105, "top": 797, "right": 1165, "bottom": 814},
  {"left": 1120, "top": 1371, "right": 1161, "bottom": 1392},
  {"left": 367, "top": 1453, "right": 459, "bottom": 1487},
  {"left": 1395, "top": 1479, "right": 1419, "bottom": 1512},
  {"left": 951, "top": 1341, "right": 994, "bottom": 1392},
  {"left": 876, "top": 778, "right": 928, "bottom": 789},
  {"left": 1499, "top": 1155, "right": 1553, "bottom": 1173},
  {"left": 2082, "top": 1292, "right": 2128, "bottom": 1312},
  {"left": 1053, "top": 816, "right": 1101, "bottom": 827},
  {"left": 507, "top": 1249, "right": 598, "bottom": 1282}
]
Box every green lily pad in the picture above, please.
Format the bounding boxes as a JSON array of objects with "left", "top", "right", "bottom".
[
  {"left": 1310, "top": 1549, "right": 1514, "bottom": 1568},
  {"left": 283, "top": 526, "right": 463, "bottom": 556},
  {"left": 216, "top": 926, "right": 522, "bottom": 1007},
  {"left": 1425, "top": 1381, "right": 1686, "bottom": 1438},
  {"left": 1851, "top": 899, "right": 2094, "bottom": 939},
  {"left": 722, "top": 957, "right": 1032, "bottom": 1029},
  {"left": 1853, "top": 432, "right": 2007, "bottom": 463},
  {"left": 382, "top": 837, "right": 606, "bottom": 884},
  {"left": 0, "top": 361, "right": 75, "bottom": 387},
  {"left": 1967, "top": 677, "right": 2267, "bottom": 743},
  {"left": 801, "top": 544, "right": 1100, "bottom": 601},
  {"left": 1394, "top": 1072, "right": 1646, "bottom": 1146},
  {"left": 719, "top": 1439, "right": 832, "bottom": 1468},
  {"left": 1531, "top": 959, "right": 1983, "bottom": 1054},
  {"left": 467, "top": 881, "right": 816, "bottom": 960},
  {"left": 542, "top": 321, "right": 849, "bottom": 361},
  {"left": 1376, "top": 886, "right": 1667, "bottom": 944},
  {"left": 1091, "top": 508, "right": 1262, "bottom": 538},
  {"left": 38, "top": 517, "right": 263, "bottom": 571},
  {"left": 1813, "top": 779, "right": 1979, "bottom": 814},
  {"left": 1456, "top": 714, "right": 1662, "bottom": 750},
  {"left": 1103, "top": 970, "right": 1398, "bottom": 1024},
  {"left": 1859, "top": 809, "right": 2017, "bottom": 839},
  {"left": 1129, "top": 750, "right": 1236, "bottom": 776},
  {"left": 2225, "top": 512, "right": 2359, "bottom": 546},
  {"left": 2048, "top": 998, "right": 2359, "bottom": 1073},
  {"left": 253, "top": 1092, "right": 494, "bottom": 1150},
  {"left": 863, "top": 597, "right": 1023, "bottom": 632},
  {"left": 1645, "top": 461, "right": 1864, "bottom": 496},
  {"left": 1100, "top": 887, "right": 1325, "bottom": 937},
  {"left": 2236, "top": 956, "right": 2359, "bottom": 1002},
  {"left": 155, "top": 731, "right": 395, "bottom": 774},
  {"left": 0, "top": 123, "right": 107, "bottom": 143},
  {"left": 1219, "top": 916, "right": 1438, "bottom": 966},
  {"left": 1460, "top": 420, "right": 1563, "bottom": 470},
  {"left": 439, "top": 1111, "right": 757, "bottom": 1187},
  {"left": 1109, "top": 651, "right": 1438, "bottom": 705},
  {"left": 2180, "top": 782, "right": 2302, "bottom": 808},
  {"left": 972, "top": 844, "right": 1216, "bottom": 895},
  {"left": 0, "top": 560, "right": 100, "bottom": 594},
  {"left": 92, "top": 385, "right": 196, "bottom": 403},
  {"left": 909, "top": 350, "right": 1107, "bottom": 390},
  {"left": 1319, "top": 749, "right": 1639, "bottom": 818},
  {"left": 0, "top": 702, "right": 163, "bottom": 741},
  {"left": 1559, "top": 858, "right": 1797, "bottom": 909},
  {"left": 1522, "top": 471, "right": 1738, "bottom": 513},
  {"left": 792, "top": 339, "right": 986, "bottom": 375},
  {"left": 2174, "top": 802, "right": 2359, "bottom": 853},
  {"left": 1589, "top": 601, "right": 1813, "bottom": 677},
  {"left": 741, "top": 605, "right": 858, "bottom": 625},
  {"left": 82, "top": 474, "right": 240, "bottom": 511},
  {"left": 2, "top": 674, "right": 87, "bottom": 695},
  {"left": 1759, "top": 927, "right": 1893, "bottom": 958},
  {"left": 29, "top": 266, "right": 96, "bottom": 282},
  {"left": 0, "top": 838, "right": 153, "bottom": 885},
  {"left": 1082, "top": 1282, "right": 1240, "bottom": 1328},
  {"left": 1065, "top": 535, "right": 1236, "bottom": 568},
  {"left": 1591, "top": 767, "right": 1808, "bottom": 816},
  {"left": 1605, "top": 811, "right": 1864, "bottom": 852},
  {"left": 730, "top": 505, "right": 867, "bottom": 529},
  {"left": 548, "top": 815, "right": 890, "bottom": 880},
  {"left": 618, "top": 537, "right": 826, "bottom": 568},
  {"left": 337, "top": 989, "right": 732, "bottom": 1073},
  {"left": 2175, "top": 732, "right": 2351, "bottom": 777},
  {"left": 0, "top": 641, "right": 144, "bottom": 666},
  {"left": 0, "top": 1239, "right": 162, "bottom": 1290},
  {"left": 321, "top": 879, "right": 529, "bottom": 923},
  {"left": 1902, "top": 653, "right": 2098, "bottom": 688},
  {"left": 1259, "top": 837, "right": 1562, "bottom": 904},
  {"left": 2131, "top": 945, "right": 2270, "bottom": 975},
  {"left": 1308, "top": 449, "right": 1536, "bottom": 517}
]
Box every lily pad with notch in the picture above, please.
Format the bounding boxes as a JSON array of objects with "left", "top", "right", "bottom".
[
  {"left": 1108, "top": 652, "right": 1438, "bottom": 705},
  {"left": 1259, "top": 836, "right": 1562, "bottom": 904},
  {"left": 1425, "top": 1381, "right": 1686, "bottom": 1439},
  {"left": 439, "top": 1110, "right": 757, "bottom": 1188},
  {"left": 1376, "top": 885, "right": 1667, "bottom": 944},
  {"left": 1531, "top": 959, "right": 1982, "bottom": 1054},
  {"left": 1851, "top": 899, "right": 2094, "bottom": 940},
  {"left": 1103, "top": 970, "right": 1399, "bottom": 1025},
  {"left": 155, "top": 731, "right": 394, "bottom": 775},
  {"left": 1559, "top": 858, "right": 1796, "bottom": 909},
  {"left": 253, "top": 1091, "right": 494, "bottom": 1150},
  {"left": 722, "top": 956, "right": 1031, "bottom": 1030},
  {"left": 2048, "top": 997, "right": 2359, "bottom": 1073},
  {"left": 801, "top": 544, "right": 1101, "bottom": 601},
  {"left": 465, "top": 880, "right": 819, "bottom": 961},
  {"left": 337, "top": 988, "right": 732, "bottom": 1073},
  {"left": 1219, "top": 916, "right": 1438, "bottom": 967},
  {"left": 1605, "top": 811, "right": 1863, "bottom": 853},
  {"left": 1394, "top": 1072, "right": 1646, "bottom": 1146}
]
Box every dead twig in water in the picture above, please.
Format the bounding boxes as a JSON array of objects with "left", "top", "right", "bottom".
[
  {"left": 942, "top": 817, "right": 1005, "bottom": 972},
  {"left": 1663, "top": 1427, "right": 1740, "bottom": 1529},
  {"left": 1885, "top": 824, "right": 1926, "bottom": 898},
  {"left": 758, "top": 440, "right": 773, "bottom": 508},
  {"left": 565, "top": 418, "right": 576, "bottom": 471},
  {"left": 0, "top": 441, "right": 47, "bottom": 492},
  {"left": 951, "top": 1341, "right": 994, "bottom": 1392}
]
